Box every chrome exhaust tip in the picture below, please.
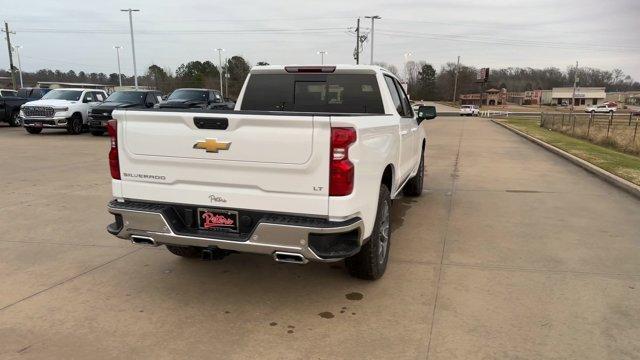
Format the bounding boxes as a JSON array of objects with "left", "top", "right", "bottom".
[
  {"left": 130, "top": 235, "right": 158, "bottom": 247},
  {"left": 273, "top": 251, "right": 308, "bottom": 264}
]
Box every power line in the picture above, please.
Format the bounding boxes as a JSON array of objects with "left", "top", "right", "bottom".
[
  {"left": 375, "top": 30, "right": 640, "bottom": 52},
  {"left": 13, "top": 27, "right": 347, "bottom": 34}
]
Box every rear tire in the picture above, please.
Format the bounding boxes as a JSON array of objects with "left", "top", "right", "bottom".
[
  {"left": 345, "top": 184, "right": 391, "bottom": 280},
  {"left": 67, "top": 114, "right": 83, "bottom": 135},
  {"left": 403, "top": 146, "right": 425, "bottom": 197},
  {"left": 25, "top": 127, "right": 42, "bottom": 134},
  {"left": 166, "top": 245, "right": 203, "bottom": 258}
]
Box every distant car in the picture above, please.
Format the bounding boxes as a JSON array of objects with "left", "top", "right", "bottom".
[
  {"left": 158, "top": 88, "right": 234, "bottom": 110},
  {"left": 585, "top": 103, "right": 617, "bottom": 114},
  {"left": 0, "top": 89, "right": 17, "bottom": 97},
  {"left": 459, "top": 105, "right": 479, "bottom": 116},
  {"left": 88, "top": 90, "right": 163, "bottom": 136}
]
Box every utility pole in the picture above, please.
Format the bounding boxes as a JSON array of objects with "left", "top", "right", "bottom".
[
  {"left": 364, "top": 15, "right": 381, "bottom": 65},
  {"left": 452, "top": 56, "right": 460, "bottom": 104},
  {"left": 215, "top": 48, "right": 225, "bottom": 98},
  {"left": 570, "top": 61, "right": 579, "bottom": 115},
  {"left": 13, "top": 45, "right": 23, "bottom": 88},
  {"left": 3, "top": 22, "right": 16, "bottom": 90},
  {"left": 317, "top": 50, "right": 327, "bottom": 65},
  {"left": 355, "top": 18, "right": 360, "bottom": 65},
  {"left": 121, "top": 9, "right": 140, "bottom": 89},
  {"left": 114, "top": 46, "right": 123, "bottom": 87}
]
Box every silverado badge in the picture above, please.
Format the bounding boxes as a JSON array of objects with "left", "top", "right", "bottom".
[{"left": 193, "top": 139, "right": 231, "bottom": 153}]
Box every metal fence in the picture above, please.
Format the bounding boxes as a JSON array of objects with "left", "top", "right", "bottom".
[{"left": 540, "top": 112, "right": 640, "bottom": 155}]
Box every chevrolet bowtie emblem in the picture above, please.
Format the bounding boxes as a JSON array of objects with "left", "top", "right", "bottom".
[{"left": 193, "top": 139, "right": 231, "bottom": 153}]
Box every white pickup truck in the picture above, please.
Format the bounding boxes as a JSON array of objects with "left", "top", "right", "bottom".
[
  {"left": 106, "top": 65, "right": 436, "bottom": 279},
  {"left": 21, "top": 88, "right": 108, "bottom": 134},
  {"left": 585, "top": 103, "right": 617, "bottom": 114}
]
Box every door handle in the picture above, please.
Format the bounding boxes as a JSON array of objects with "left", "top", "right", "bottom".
[
  {"left": 410, "top": 127, "right": 418, "bottom": 133},
  {"left": 400, "top": 130, "right": 408, "bottom": 136}
]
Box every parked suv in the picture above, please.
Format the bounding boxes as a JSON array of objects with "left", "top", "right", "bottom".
[
  {"left": 106, "top": 65, "right": 437, "bottom": 280},
  {"left": 20, "top": 88, "right": 107, "bottom": 134},
  {"left": 159, "top": 88, "right": 234, "bottom": 110},
  {"left": 88, "top": 90, "right": 162, "bottom": 136}
]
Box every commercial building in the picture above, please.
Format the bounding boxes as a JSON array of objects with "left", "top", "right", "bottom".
[
  {"left": 460, "top": 88, "right": 507, "bottom": 106},
  {"left": 551, "top": 87, "right": 605, "bottom": 107},
  {"left": 507, "top": 90, "right": 542, "bottom": 105}
]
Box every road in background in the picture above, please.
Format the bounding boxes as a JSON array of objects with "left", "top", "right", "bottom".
[{"left": 0, "top": 118, "right": 638, "bottom": 359}]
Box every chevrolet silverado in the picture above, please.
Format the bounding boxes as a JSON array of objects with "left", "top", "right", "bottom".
[{"left": 106, "top": 65, "right": 436, "bottom": 280}]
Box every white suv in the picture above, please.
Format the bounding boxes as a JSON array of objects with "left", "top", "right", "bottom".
[
  {"left": 105, "top": 65, "right": 436, "bottom": 280},
  {"left": 460, "top": 105, "right": 479, "bottom": 116},
  {"left": 20, "top": 88, "right": 107, "bottom": 134}
]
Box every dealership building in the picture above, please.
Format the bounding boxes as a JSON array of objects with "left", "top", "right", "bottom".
[{"left": 551, "top": 87, "right": 606, "bottom": 107}]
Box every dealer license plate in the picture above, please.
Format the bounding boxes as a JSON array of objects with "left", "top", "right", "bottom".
[{"left": 197, "top": 208, "right": 239, "bottom": 233}]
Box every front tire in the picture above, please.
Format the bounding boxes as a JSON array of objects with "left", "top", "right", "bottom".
[
  {"left": 25, "top": 127, "right": 42, "bottom": 134},
  {"left": 67, "top": 114, "right": 83, "bottom": 135},
  {"left": 345, "top": 184, "right": 391, "bottom": 280},
  {"left": 403, "top": 147, "right": 425, "bottom": 197}
]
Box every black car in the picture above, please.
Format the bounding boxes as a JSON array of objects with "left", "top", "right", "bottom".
[
  {"left": 0, "top": 88, "right": 52, "bottom": 127},
  {"left": 158, "top": 88, "right": 235, "bottom": 110},
  {"left": 88, "top": 90, "right": 162, "bottom": 136}
]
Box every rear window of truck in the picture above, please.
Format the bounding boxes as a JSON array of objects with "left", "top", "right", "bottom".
[{"left": 241, "top": 74, "right": 384, "bottom": 114}]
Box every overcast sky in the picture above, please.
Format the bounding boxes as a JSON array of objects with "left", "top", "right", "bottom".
[{"left": 3, "top": 0, "right": 639, "bottom": 81}]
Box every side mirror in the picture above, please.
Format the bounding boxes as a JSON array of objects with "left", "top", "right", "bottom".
[{"left": 416, "top": 105, "right": 437, "bottom": 122}]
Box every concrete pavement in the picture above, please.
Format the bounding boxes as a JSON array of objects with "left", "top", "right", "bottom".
[{"left": 0, "top": 118, "right": 639, "bottom": 359}]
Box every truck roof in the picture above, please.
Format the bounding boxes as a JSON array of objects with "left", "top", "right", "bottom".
[
  {"left": 47, "top": 87, "right": 106, "bottom": 92},
  {"left": 250, "top": 64, "right": 397, "bottom": 77}
]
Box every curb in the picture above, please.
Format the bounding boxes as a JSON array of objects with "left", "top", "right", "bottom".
[{"left": 491, "top": 119, "right": 640, "bottom": 200}]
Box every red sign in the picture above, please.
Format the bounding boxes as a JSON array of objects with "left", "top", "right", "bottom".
[{"left": 202, "top": 212, "right": 235, "bottom": 229}]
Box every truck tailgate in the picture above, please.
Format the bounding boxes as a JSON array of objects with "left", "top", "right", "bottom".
[{"left": 115, "top": 110, "right": 331, "bottom": 216}]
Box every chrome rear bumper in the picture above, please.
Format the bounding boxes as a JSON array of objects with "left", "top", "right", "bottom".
[{"left": 107, "top": 200, "right": 364, "bottom": 262}]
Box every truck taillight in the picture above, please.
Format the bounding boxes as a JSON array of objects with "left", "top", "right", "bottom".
[
  {"left": 330, "top": 127, "right": 356, "bottom": 196},
  {"left": 107, "top": 119, "right": 120, "bottom": 180}
]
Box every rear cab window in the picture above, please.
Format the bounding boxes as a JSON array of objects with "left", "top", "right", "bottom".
[{"left": 241, "top": 73, "right": 384, "bottom": 114}]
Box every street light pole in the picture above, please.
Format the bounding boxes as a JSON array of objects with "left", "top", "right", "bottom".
[
  {"left": 317, "top": 50, "right": 327, "bottom": 64},
  {"left": 120, "top": 9, "right": 140, "bottom": 89},
  {"left": 114, "top": 46, "right": 123, "bottom": 87},
  {"left": 364, "top": 15, "right": 381, "bottom": 65},
  {"left": 13, "top": 45, "right": 23, "bottom": 88},
  {"left": 215, "top": 48, "right": 225, "bottom": 98}
]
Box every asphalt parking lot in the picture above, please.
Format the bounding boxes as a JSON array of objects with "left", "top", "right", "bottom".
[{"left": 1, "top": 117, "right": 639, "bottom": 359}]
